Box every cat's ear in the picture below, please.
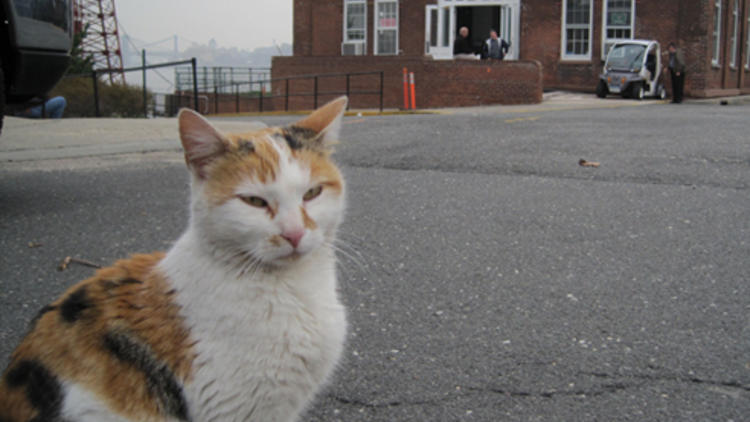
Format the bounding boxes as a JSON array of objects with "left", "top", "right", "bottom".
[
  {"left": 293, "top": 96, "right": 348, "bottom": 148},
  {"left": 178, "top": 108, "right": 228, "bottom": 179}
]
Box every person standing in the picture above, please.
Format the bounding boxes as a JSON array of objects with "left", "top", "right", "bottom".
[
  {"left": 666, "top": 42, "right": 686, "bottom": 103},
  {"left": 481, "top": 29, "right": 510, "bottom": 60},
  {"left": 453, "top": 26, "right": 477, "bottom": 59}
]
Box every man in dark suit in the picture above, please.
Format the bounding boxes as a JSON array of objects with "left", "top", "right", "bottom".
[
  {"left": 453, "top": 26, "right": 477, "bottom": 59},
  {"left": 666, "top": 42, "right": 686, "bottom": 103}
]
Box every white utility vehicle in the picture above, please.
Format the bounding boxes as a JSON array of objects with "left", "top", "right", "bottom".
[{"left": 596, "top": 40, "right": 667, "bottom": 100}]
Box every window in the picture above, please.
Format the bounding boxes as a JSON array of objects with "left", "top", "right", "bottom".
[
  {"left": 562, "top": 0, "right": 593, "bottom": 60},
  {"left": 428, "top": 7, "right": 438, "bottom": 49},
  {"left": 375, "top": 0, "right": 399, "bottom": 55},
  {"left": 442, "top": 7, "right": 450, "bottom": 48},
  {"left": 712, "top": 0, "right": 722, "bottom": 66},
  {"left": 344, "top": 0, "right": 367, "bottom": 44},
  {"left": 730, "top": 0, "right": 738, "bottom": 68},
  {"left": 603, "top": 0, "right": 634, "bottom": 58}
]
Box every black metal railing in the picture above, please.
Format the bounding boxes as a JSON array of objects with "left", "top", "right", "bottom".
[
  {"left": 172, "top": 70, "right": 385, "bottom": 115},
  {"left": 92, "top": 57, "right": 199, "bottom": 117}
]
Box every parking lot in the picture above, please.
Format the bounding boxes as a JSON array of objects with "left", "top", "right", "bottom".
[{"left": 1, "top": 98, "right": 748, "bottom": 421}]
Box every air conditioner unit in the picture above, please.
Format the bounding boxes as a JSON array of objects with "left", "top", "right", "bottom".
[{"left": 342, "top": 42, "right": 365, "bottom": 56}]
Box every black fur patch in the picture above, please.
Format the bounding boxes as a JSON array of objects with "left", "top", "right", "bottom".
[
  {"left": 5, "top": 360, "right": 63, "bottom": 420},
  {"left": 60, "top": 287, "right": 92, "bottom": 323},
  {"left": 120, "top": 278, "right": 143, "bottom": 285},
  {"left": 282, "top": 126, "right": 318, "bottom": 150},
  {"left": 100, "top": 278, "right": 144, "bottom": 290},
  {"left": 103, "top": 331, "right": 189, "bottom": 421},
  {"left": 237, "top": 139, "right": 255, "bottom": 154}
]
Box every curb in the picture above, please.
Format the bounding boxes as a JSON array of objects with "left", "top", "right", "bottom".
[{"left": 211, "top": 109, "right": 439, "bottom": 118}]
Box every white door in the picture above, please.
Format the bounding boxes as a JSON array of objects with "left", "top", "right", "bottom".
[
  {"left": 425, "top": 5, "right": 454, "bottom": 59},
  {"left": 499, "top": 5, "right": 518, "bottom": 60}
]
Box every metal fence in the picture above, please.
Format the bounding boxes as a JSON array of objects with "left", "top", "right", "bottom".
[
  {"left": 165, "top": 70, "right": 385, "bottom": 116},
  {"left": 91, "top": 57, "right": 199, "bottom": 117},
  {"left": 174, "top": 66, "right": 271, "bottom": 93}
]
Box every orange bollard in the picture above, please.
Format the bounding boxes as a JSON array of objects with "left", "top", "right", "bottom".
[
  {"left": 409, "top": 72, "right": 416, "bottom": 110},
  {"left": 403, "top": 68, "right": 409, "bottom": 110}
]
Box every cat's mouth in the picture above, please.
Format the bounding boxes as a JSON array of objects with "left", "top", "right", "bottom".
[{"left": 278, "top": 251, "right": 303, "bottom": 262}]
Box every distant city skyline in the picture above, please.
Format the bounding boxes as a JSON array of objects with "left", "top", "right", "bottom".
[{"left": 116, "top": 0, "right": 293, "bottom": 53}]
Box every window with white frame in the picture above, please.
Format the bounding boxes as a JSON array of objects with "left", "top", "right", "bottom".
[
  {"left": 603, "top": 0, "right": 634, "bottom": 58},
  {"left": 562, "top": 0, "right": 593, "bottom": 60},
  {"left": 375, "top": 0, "right": 399, "bottom": 55},
  {"left": 712, "top": 0, "right": 722, "bottom": 66},
  {"left": 344, "top": 0, "right": 366, "bottom": 50},
  {"left": 730, "top": 0, "right": 738, "bottom": 67}
]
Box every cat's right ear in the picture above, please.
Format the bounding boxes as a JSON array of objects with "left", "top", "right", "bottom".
[{"left": 178, "top": 108, "right": 228, "bottom": 179}]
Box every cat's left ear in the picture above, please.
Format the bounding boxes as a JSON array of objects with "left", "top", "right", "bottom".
[
  {"left": 293, "top": 96, "right": 348, "bottom": 148},
  {"left": 178, "top": 108, "right": 229, "bottom": 179}
]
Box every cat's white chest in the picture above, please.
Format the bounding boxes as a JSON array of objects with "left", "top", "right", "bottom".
[{"left": 161, "top": 249, "right": 346, "bottom": 422}]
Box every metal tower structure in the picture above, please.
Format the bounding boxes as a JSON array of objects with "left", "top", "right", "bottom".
[{"left": 73, "top": 0, "right": 125, "bottom": 84}]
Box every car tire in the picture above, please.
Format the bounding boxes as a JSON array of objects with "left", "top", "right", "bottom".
[
  {"left": 632, "top": 83, "right": 645, "bottom": 101},
  {"left": 0, "top": 58, "right": 5, "bottom": 135},
  {"left": 657, "top": 84, "right": 667, "bottom": 100},
  {"left": 596, "top": 80, "right": 608, "bottom": 98}
]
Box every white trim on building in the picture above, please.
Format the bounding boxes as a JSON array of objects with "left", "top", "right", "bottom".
[
  {"left": 561, "top": 0, "right": 594, "bottom": 61},
  {"left": 712, "top": 0, "right": 722, "bottom": 67},
  {"left": 375, "top": 0, "right": 399, "bottom": 55},
  {"left": 342, "top": 0, "right": 367, "bottom": 56},
  {"left": 601, "top": 0, "right": 635, "bottom": 59}
]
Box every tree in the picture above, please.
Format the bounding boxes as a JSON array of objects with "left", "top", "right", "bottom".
[{"left": 68, "top": 24, "right": 95, "bottom": 75}]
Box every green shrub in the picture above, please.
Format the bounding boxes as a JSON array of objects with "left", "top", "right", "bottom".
[{"left": 50, "top": 76, "right": 153, "bottom": 118}]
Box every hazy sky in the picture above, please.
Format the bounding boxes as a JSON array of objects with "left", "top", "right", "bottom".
[{"left": 116, "top": 0, "right": 293, "bottom": 51}]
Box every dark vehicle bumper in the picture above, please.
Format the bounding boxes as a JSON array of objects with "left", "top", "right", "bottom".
[{"left": 6, "top": 48, "right": 70, "bottom": 103}]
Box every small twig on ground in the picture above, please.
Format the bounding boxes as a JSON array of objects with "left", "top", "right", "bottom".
[
  {"left": 27, "top": 241, "right": 44, "bottom": 248},
  {"left": 58, "top": 256, "right": 102, "bottom": 271},
  {"left": 579, "top": 159, "right": 600, "bottom": 168}
]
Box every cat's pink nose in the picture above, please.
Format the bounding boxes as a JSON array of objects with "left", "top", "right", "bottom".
[{"left": 281, "top": 230, "right": 305, "bottom": 249}]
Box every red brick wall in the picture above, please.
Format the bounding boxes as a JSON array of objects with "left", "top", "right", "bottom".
[
  {"left": 272, "top": 56, "right": 542, "bottom": 109},
  {"left": 399, "top": 0, "right": 429, "bottom": 55},
  {"left": 287, "top": 0, "right": 750, "bottom": 99}
]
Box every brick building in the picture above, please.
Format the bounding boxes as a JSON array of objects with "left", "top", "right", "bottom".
[{"left": 273, "top": 0, "right": 750, "bottom": 108}]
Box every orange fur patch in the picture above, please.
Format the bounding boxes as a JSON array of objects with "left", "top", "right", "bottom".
[
  {"left": 202, "top": 129, "right": 344, "bottom": 207},
  {"left": 295, "top": 149, "right": 344, "bottom": 195},
  {"left": 300, "top": 207, "right": 317, "bottom": 230},
  {"left": 203, "top": 130, "right": 282, "bottom": 206},
  {"left": 0, "top": 253, "right": 195, "bottom": 421}
]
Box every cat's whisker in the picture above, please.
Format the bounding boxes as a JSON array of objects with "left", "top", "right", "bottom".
[{"left": 327, "top": 240, "right": 365, "bottom": 271}]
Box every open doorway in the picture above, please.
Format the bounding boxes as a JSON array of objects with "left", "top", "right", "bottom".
[
  {"left": 424, "top": 1, "right": 518, "bottom": 60},
  {"left": 456, "top": 6, "right": 501, "bottom": 55}
]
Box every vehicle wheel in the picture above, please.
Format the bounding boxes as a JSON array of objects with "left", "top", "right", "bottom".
[
  {"left": 632, "top": 83, "right": 645, "bottom": 101},
  {"left": 657, "top": 84, "right": 667, "bottom": 100},
  {"left": 596, "top": 80, "right": 608, "bottom": 98},
  {"left": 0, "top": 58, "right": 5, "bottom": 135}
]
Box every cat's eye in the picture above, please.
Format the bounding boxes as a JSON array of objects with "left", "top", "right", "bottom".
[
  {"left": 240, "top": 195, "right": 268, "bottom": 208},
  {"left": 303, "top": 186, "right": 323, "bottom": 201}
]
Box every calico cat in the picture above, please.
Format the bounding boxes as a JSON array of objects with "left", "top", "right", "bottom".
[{"left": 0, "top": 97, "right": 350, "bottom": 422}]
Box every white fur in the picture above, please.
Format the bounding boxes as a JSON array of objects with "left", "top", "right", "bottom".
[
  {"left": 62, "top": 382, "right": 184, "bottom": 422},
  {"left": 62, "top": 383, "right": 132, "bottom": 422},
  {"left": 58, "top": 105, "right": 347, "bottom": 422},
  {"left": 158, "top": 140, "right": 347, "bottom": 422}
]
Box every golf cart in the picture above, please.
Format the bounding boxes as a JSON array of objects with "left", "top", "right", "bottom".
[{"left": 596, "top": 40, "right": 667, "bottom": 100}]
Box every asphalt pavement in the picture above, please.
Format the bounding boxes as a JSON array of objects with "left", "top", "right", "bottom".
[{"left": 1, "top": 94, "right": 748, "bottom": 421}]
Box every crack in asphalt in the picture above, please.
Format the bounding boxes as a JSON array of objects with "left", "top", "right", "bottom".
[
  {"left": 585, "top": 370, "right": 750, "bottom": 393},
  {"left": 342, "top": 162, "right": 750, "bottom": 192},
  {"left": 329, "top": 370, "right": 750, "bottom": 409}
]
